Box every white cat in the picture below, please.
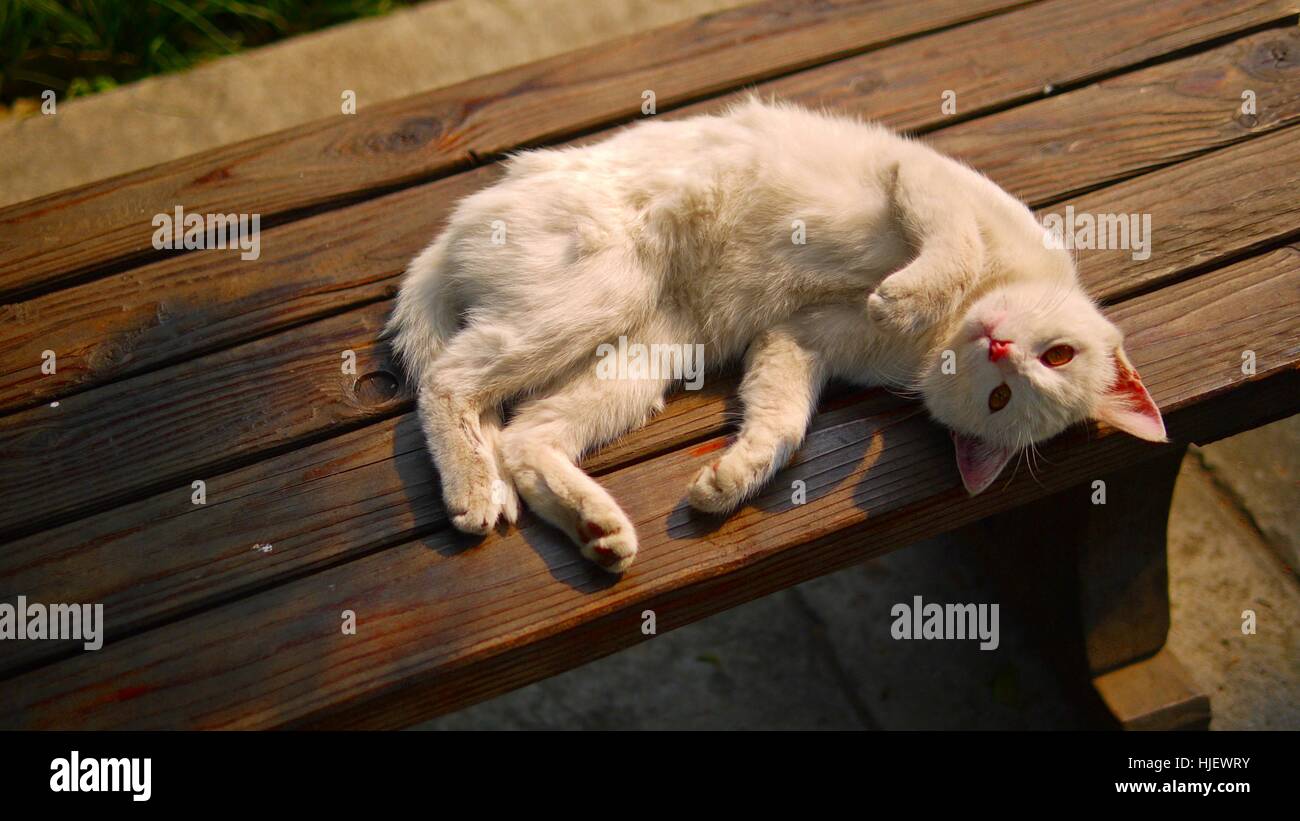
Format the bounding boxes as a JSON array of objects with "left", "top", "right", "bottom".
[{"left": 387, "top": 98, "right": 1165, "bottom": 573}]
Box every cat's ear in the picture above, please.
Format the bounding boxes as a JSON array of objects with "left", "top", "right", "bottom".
[
  {"left": 951, "top": 431, "right": 1016, "bottom": 495},
  {"left": 1093, "top": 346, "right": 1167, "bottom": 442}
]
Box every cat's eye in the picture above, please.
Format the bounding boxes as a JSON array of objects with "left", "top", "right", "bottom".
[
  {"left": 1041, "top": 344, "right": 1075, "bottom": 367},
  {"left": 988, "top": 383, "right": 1011, "bottom": 413}
]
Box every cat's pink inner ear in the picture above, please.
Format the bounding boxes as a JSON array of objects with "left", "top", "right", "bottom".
[
  {"left": 1095, "top": 347, "right": 1167, "bottom": 443},
  {"left": 951, "top": 431, "right": 1016, "bottom": 496}
]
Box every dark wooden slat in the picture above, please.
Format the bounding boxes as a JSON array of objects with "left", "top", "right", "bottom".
[
  {"left": 6, "top": 25, "right": 1299, "bottom": 417},
  {"left": 1042, "top": 128, "right": 1300, "bottom": 298},
  {"left": 1, "top": 125, "right": 1296, "bottom": 603},
  {"left": 1, "top": 0, "right": 1291, "bottom": 310},
  {"left": 930, "top": 25, "right": 1300, "bottom": 203},
  {"left": 973, "top": 449, "right": 1212, "bottom": 728},
  {"left": 1, "top": 246, "right": 1294, "bottom": 728},
  {"left": 0, "top": 169, "right": 487, "bottom": 412},
  {"left": 0, "top": 0, "right": 1032, "bottom": 300},
  {"left": 0, "top": 301, "right": 403, "bottom": 539},
  {"left": 725, "top": 0, "right": 1298, "bottom": 130}
]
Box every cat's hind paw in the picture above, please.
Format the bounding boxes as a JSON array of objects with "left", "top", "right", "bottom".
[
  {"left": 447, "top": 478, "right": 510, "bottom": 536},
  {"left": 576, "top": 515, "right": 637, "bottom": 574}
]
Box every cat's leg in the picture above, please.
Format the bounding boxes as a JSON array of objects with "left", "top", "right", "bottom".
[
  {"left": 417, "top": 324, "right": 561, "bottom": 535},
  {"left": 867, "top": 162, "right": 984, "bottom": 336},
  {"left": 687, "top": 325, "right": 827, "bottom": 514},
  {"left": 478, "top": 404, "right": 520, "bottom": 524},
  {"left": 500, "top": 369, "right": 671, "bottom": 573},
  {"left": 417, "top": 364, "right": 508, "bottom": 535}
]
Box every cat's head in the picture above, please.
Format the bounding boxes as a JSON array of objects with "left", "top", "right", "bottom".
[{"left": 921, "top": 278, "right": 1166, "bottom": 495}]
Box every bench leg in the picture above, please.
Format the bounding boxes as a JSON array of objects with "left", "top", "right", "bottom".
[{"left": 973, "top": 446, "right": 1210, "bottom": 729}]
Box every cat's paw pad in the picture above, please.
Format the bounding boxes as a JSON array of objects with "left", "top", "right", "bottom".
[
  {"left": 687, "top": 457, "right": 752, "bottom": 514},
  {"left": 576, "top": 518, "right": 637, "bottom": 574}
]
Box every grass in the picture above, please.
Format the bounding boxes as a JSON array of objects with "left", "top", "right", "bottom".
[{"left": 1, "top": 0, "right": 416, "bottom": 105}]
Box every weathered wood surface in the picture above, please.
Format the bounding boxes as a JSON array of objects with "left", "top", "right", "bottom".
[
  {"left": 7, "top": 0, "right": 1290, "bottom": 301},
  {"left": 0, "top": 0, "right": 1032, "bottom": 300},
  {"left": 5, "top": 11, "right": 1298, "bottom": 414},
  {"left": 1, "top": 0, "right": 1298, "bottom": 729},
  {"left": 2, "top": 121, "right": 1295, "bottom": 542},
  {"left": 2, "top": 243, "right": 1295, "bottom": 710}
]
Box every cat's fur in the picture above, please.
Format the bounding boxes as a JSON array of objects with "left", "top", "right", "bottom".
[{"left": 388, "top": 98, "right": 1166, "bottom": 573}]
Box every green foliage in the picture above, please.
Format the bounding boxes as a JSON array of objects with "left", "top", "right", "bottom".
[{"left": 0, "top": 0, "right": 412, "bottom": 103}]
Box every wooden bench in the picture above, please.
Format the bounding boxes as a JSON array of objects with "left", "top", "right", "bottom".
[{"left": 0, "top": 0, "right": 1296, "bottom": 729}]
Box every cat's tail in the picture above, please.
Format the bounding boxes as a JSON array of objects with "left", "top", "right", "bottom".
[{"left": 385, "top": 234, "right": 460, "bottom": 392}]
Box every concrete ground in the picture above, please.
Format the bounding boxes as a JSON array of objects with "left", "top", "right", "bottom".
[
  {"left": 0, "top": 0, "right": 744, "bottom": 207},
  {"left": 6, "top": 1, "right": 1295, "bottom": 730}
]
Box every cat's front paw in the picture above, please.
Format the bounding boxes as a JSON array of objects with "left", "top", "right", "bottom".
[
  {"left": 687, "top": 451, "right": 765, "bottom": 514},
  {"left": 868, "top": 277, "right": 934, "bottom": 337}
]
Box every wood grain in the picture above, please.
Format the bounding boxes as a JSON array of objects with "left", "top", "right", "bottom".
[
  {"left": 929, "top": 26, "right": 1300, "bottom": 203},
  {"left": 0, "top": 301, "right": 404, "bottom": 539},
  {"left": 702, "top": 0, "right": 1298, "bottom": 131},
  {"left": 0, "top": 0, "right": 1032, "bottom": 300},
  {"left": 2, "top": 0, "right": 1298, "bottom": 728},
  {"left": 6, "top": 27, "right": 1298, "bottom": 415},
  {"left": 1, "top": 246, "right": 1293, "bottom": 727},
  {"left": 2, "top": 120, "right": 1296, "bottom": 543},
  {"left": 2, "top": 0, "right": 1292, "bottom": 305}
]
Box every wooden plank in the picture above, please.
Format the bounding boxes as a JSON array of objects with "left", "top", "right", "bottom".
[
  {"left": 0, "top": 0, "right": 1033, "bottom": 300},
  {"left": 2, "top": 242, "right": 1294, "bottom": 680},
  {"left": 0, "top": 301, "right": 403, "bottom": 539},
  {"left": 973, "top": 446, "right": 1203, "bottom": 727},
  {"left": 1, "top": 0, "right": 1291, "bottom": 306},
  {"left": 929, "top": 25, "right": 1300, "bottom": 203},
  {"left": 1045, "top": 129, "right": 1300, "bottom": 300},
  {"left": 979, "top": 449, "right": 1188, "bottom": 676},
  {"left": 0, "top": 168, "right": 487, "bottom": 413},
  {"left": 1, "top": 246, "right": 1294, "bottom": 727},
  {"left": 2, "top": 121, "right": 1296, "bottom": 542},
  {"left": 716, "top": 0, "right": 1298, "bottom": 131},
  {"left": 1093, "top": 649, "right": 1212, "bottom": 730},
  {"left": 6, "top": 26, "right": 1299, "bottom": 417}
]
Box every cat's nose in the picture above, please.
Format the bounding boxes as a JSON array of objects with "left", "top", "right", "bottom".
[{"left": 988, "top": 338, "right": 1013, "bottom": 362}]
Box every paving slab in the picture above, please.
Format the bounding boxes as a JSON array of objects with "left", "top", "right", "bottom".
[
  {"left": 1196, "top": 416, "right": 1300, "bottom": 572},
  {"left": 1165, "top": 458, "right": 1300, "bottom": 730},
  {"left": 0, "top": 0, "right": 743, "bottom": 207}
]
